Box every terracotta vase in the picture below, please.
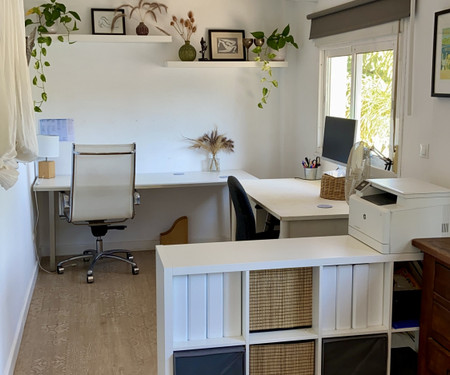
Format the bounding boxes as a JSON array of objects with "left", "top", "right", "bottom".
[
  {"left": 178, "top": 41, "right": 196, "bottom": 61},
  {"left": 136, "top": 22, "right": 149, "bottom": 36}
]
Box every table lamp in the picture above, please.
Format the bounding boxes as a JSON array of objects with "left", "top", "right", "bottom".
[{"left": 37, "top": 134, "right": 59, "bottom": 179}]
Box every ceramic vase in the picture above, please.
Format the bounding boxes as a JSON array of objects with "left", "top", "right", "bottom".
[
  {"left": 179, "top": 41, "right": 196, "bottom": 61},
  {"left": 136, "top": 22, "right": 149, "bottom": 35},
  {"left": 269, "top": 47, "right": 287, "bottom": 61}
]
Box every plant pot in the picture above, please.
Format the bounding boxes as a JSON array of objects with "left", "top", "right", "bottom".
[
  {"left": 44, "top": 21, "right": 59, "bottom": 34},
  {"left": 269, "top": 47, "right": 287, "bottom": 61},
  {"left": 136, "top": 22, "right": 149, "bottom": 35},
  {"left": 178, "top": 41, "right": 196, "bottom": 61}
]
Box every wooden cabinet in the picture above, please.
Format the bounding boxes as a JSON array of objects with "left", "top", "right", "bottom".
[{"left": 412, "top": 237, "right": 450, "bottom": 375}]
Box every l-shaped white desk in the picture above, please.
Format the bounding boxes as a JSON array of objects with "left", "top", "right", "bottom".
[{"left": 33, "top": 173, "right": 350, "bottom": 271}]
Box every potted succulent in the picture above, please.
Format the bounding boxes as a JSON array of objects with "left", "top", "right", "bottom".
[
  {"left": 251, "top": 25, "right": 299, "bottom": 108},
  {"left": 112, "top": 0, "right": 169, "bottom": 35},
  {"left": 186, "top": 127, "right": 234, "bottom": 171},
  {"left": 25, "top": 0, "right": 80, "bottom": 112}
]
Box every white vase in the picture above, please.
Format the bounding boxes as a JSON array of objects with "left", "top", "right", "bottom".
[{"left": 268, "top": 47, "right": 287, "bottom": 61}]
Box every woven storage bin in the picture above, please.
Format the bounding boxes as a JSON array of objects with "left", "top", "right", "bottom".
[
  {"left": 249, "top": 268, "right": 312, "bottom": 332},
  {"left": 250, "top": 341, "right": 315, "bottom": 375},
  {"left": 320, "top": 173, "right": 346, "bottom": 200}
]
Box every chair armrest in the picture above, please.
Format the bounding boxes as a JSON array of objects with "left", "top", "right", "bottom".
[
  {"left": 134, "top": 191, "right": 141, "bottom": 205},
  {"left": 58, "top": 191, "right": 70, "bottom": 219}
]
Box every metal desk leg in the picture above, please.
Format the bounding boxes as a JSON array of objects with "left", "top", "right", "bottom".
[{"left": 49, "top": 191, "right": 56, "bottom": 271}]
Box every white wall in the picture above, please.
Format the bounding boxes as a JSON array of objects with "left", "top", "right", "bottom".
[{"left": 0, "top": 164, "right": 38, "bottom": 375}]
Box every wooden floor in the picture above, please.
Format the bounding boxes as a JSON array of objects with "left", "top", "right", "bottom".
[{"left": 14, "top": 250, "right": 157, "bottom": 375}]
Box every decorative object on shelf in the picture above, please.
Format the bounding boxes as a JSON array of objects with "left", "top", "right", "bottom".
[
  {"left": 111, "top": 0, "right": 168, "bottom": 36},
  {"left": 243, "top": 38, "right": 253, "bottom": 61},
  {"left": 186, "top": 127, "right": 234, "bottom": 172},
  {"left": 431, "top": 7, "right": 450, "bottom": 97},
  {"left": 251, "top": 25, "right": 299, "bottom": 108},
  {"left": 199, "top": 37, "right": 208, "bottom": 61},
  {"left": 170, "top": 10, "right": 197, "bottom": 61},
  {"left": 208, "top": 29, "right": 245, "bottom": 61},
  {"left": 25, "top": 0, "right": 81, "bottom": 113},
  {"left": 91, "top": 8, "right": 125, "bottom": 35}
]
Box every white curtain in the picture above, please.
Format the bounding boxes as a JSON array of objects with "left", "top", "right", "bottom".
[{"left": 0, "top": 0, "right": 38, "bottom": 190}]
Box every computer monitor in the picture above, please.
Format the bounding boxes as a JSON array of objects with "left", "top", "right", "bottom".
[{"left": 321, "top": 116, "right": 357, "bottom": 166}]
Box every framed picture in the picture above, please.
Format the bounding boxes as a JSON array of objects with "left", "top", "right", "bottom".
[
  {"left": 432, "top": 8, "right": 450, "bottom": 97},
  {"left": 91, "top": 8, "right": 126, "bottom": 35},
  {"left": 208, "top": 30, "right": 245, "bottom": 61}
]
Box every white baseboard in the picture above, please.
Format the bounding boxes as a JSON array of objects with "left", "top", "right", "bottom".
[{"left": 5, "top": 260, "right": 39, "bottom": 375}]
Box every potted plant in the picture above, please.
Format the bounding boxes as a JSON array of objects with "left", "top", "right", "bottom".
[
  {"left": 186, "top": 127, "right": 234, "bottom": 171},
  {"left": 25, "top": 0, "right": 80, "bottom": 112},
  {"left": 170, "top": 10, "right": 197, "bottom": 61},
  {"left": 112, "top": 0, "right": 169, "bottom": 36},
  {"left": 251, "top": 24, "right": 299, "bottom": 108}
]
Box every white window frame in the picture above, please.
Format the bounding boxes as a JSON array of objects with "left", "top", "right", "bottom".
[{"left": 315, "top": 20, "right": 409, "bottom": 174}]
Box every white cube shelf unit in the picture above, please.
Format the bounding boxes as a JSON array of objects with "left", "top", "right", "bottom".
[{"left": 156, "top": 235, "right": 423, "bottom": 375}]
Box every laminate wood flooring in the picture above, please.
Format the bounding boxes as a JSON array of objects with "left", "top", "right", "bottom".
[{"left": 14, "top": 250, "right": 156, "bottom": 375}]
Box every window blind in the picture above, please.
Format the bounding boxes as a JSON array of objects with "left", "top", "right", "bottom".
[{"left": 307, "top": 0, "right": 411, "bottom": 39}]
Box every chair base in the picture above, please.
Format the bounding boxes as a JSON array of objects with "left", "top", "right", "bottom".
[{"left": 56, "top": 248, "right": 139, "bottom": 284}]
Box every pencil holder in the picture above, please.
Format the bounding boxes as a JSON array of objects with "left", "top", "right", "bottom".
[{"left": 303, "top": 167, "right": 317, "bottom": 180}]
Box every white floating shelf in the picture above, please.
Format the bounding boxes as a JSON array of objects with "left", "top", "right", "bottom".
[
  {"left": 166, "top": 61, "right": 288, "bottom": 68},
  {"left": 55, "top": 34, "right": 172, "bottom": 43}
]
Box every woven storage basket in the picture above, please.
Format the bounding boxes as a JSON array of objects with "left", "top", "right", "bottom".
[
  {"left": 320, "top": 173, "right": 346, "bottom": 200},
  {"left": 249, "top": 268, "right": 312, "bottom": 332},
  {"left": 250, "top": 341, "right": 315, "bottom": 375}
]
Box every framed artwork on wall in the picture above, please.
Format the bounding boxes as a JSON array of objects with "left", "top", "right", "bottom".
[
  {"left": 91, "top": 8, "right": 126, "bottom": 35},
  {"left": 431, "top": 8, "right": 450, "bottom": 97},
  {"left": 208, "top": 30, "right": 245, "bottom": 61}
]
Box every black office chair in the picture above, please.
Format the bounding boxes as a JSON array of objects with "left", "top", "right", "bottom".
[{"left": 227, "top": 175, "right": 279, "bottom": 241}]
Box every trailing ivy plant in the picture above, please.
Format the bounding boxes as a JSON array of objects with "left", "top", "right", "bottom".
[
  {"left": 25, "top": 0, "right": 80, "bottom": 112},
  {"left": 251, "top": 25, "right": 298, "bottom": 109}
]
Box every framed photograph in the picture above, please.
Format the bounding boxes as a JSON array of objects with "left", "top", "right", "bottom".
[
  {"left": 208, "top": 30, "right": 245, "bottom": 61},
  {"left": 432, "top": 8, "right": 450, "bottom": 97},
  {"left": 91, "top": 8, "right": 126, "bottom": 35}
]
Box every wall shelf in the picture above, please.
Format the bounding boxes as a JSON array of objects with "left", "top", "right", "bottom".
[
  {"left": 55, "top": 34, "right": 172, "bottom": 43},
  {"left": 165, "top": 61, "right": 288, "bottom": 68}
]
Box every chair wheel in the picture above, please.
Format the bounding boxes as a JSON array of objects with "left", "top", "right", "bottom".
[
  {"left": 57, "top": 266, "right": 64, "bottom": 274},
  {"left": 132, "top": 266, "right": 139, "bottom": 275},
  {"left": 87, "top": 274, "right": 94, "bottom": 283}
]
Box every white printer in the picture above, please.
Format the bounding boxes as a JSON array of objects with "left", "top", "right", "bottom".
[{"left": 348, "top": 178, "right": 450, "bottom": 254}]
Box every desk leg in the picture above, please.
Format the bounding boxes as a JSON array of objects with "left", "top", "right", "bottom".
[
  {"left": 279, "top": 221, "right": 290, "bottom": 238},
  {"left": 49, "top": 191, "right": 56, "bottom": 271}
]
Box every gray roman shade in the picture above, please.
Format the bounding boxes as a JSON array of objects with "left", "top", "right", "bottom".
[{"left": 307, "top": 0, "right": 411, "bottom": 39}]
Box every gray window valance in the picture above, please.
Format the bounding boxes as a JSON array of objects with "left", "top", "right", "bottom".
[{"left": 307, "top": 0, "right": 411, "bottom": 39}]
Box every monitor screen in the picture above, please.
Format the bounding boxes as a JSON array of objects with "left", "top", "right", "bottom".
[{"left": 321, "top": 116, "right": 357, "bottom": 166}]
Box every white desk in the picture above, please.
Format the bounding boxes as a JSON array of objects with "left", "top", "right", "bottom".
[
  {"left": 240, "top": 178, "right": 349, "bottom": 238},
  {"left": 33, "top": 170, "right": 256, "bottom": 271}
]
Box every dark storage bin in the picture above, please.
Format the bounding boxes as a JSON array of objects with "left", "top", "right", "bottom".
[
  {"left": 173, "top": 346, "right": 245, "bottom": 375},
  {"left": 322, "top": 334, "right": 388, "bottom": 375},
  {"left": 392, "top": 289, "right": 421, "bottom": 327},
  {"left": 391, "top": 347, "right": 418, "bottom": 375}
]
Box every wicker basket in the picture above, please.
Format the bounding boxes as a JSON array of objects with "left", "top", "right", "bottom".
[
  {"left": 249, "top": 268, "right": 312, "bottom": 332},
  {"left": 250, "top": 341, "right": 315, "bottom": 375},
  {"left": 320, "top": 173, "right": 346, "bottom": 200}
]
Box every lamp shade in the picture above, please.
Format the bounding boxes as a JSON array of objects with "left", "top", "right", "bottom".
[{"left": 37, "top": 135, "right": 59, "bottom": 158}]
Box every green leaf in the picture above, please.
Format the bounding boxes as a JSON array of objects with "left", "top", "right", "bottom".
[
  {"left": 69, "top": 10, "right": 81, "bottom": 21},
  {"left": 258, "top": 103, "right": 263, "bottom": 109},
  {"left": 44, "top": 61, "right": 50, "bottom": 66},
  {"left": 42, "top": 92, "right": 48, "bottom": 101},
  {"left": 25, "top": 19, "right": 33, "bottom": 27},
  {"left": 34, "top": 61, "right": 40, "bottom": 69},
  {"left": 37, "top": 25, "right": 47, "bottom": 33},
  {"left": 261, "top": 97, "right": 267, "bottom": 104},
  {"left": 57, "top": 35, "right": 64, "bottom": 42},
  {"left": 252, "top": 46, "right": 262, "bottom": 55},
  {"left": 31, "top": 49, "right": 37, "bottom": 57},
  {"left": 262, "top": 87, "right": 268, "bottom": 96},
  {"left": 282, "top": 24, "right": 290, "bottom": 36},
  {"left": 272, "top": 80, "right": 278, "bottom": 88},
  {"left": 251, "top": 31, "right": 264, "bottom": 39},
  {"left": 40, "top": 74, "right": 46, "bottom": 82},
  {"left": 42, "top": 47, "right": 47, "bottom": 56},
  {"left": 34, "top": 106, "right": 42, "bottom": 112},
  {"left": 32, "top": 76, "right": 38, "bottom": 85}
]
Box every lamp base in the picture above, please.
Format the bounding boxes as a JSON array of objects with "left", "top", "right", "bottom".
[{"left": 38, "top": 161, "right": 55, "bottom": 179}]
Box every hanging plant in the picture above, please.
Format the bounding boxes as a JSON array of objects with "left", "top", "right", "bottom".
[{"left": 25, "top": 0, "right": 81, "bottom": 112}]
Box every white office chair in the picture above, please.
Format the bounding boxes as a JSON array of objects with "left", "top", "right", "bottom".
[{"left": 57, "top": 143, "right": 140, "bottom": 283}]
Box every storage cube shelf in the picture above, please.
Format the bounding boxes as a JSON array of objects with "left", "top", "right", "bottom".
[{"left": 156, "top": 236, "right": 423, "bottom": 375}]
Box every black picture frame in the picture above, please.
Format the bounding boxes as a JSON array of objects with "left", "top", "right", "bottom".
[
  {"left": 91, "top": 8, "right": 126, "bottom": 35},
  {"left": 208, "top": 30, "right": 245, "bottom": 61},
  {"left": 431, "top": 8, "right": 450, "bottom": 97}
]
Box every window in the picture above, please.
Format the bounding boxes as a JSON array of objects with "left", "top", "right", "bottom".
[{"left": 323, "top": 40, "right": 396, "bottom": 159}]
